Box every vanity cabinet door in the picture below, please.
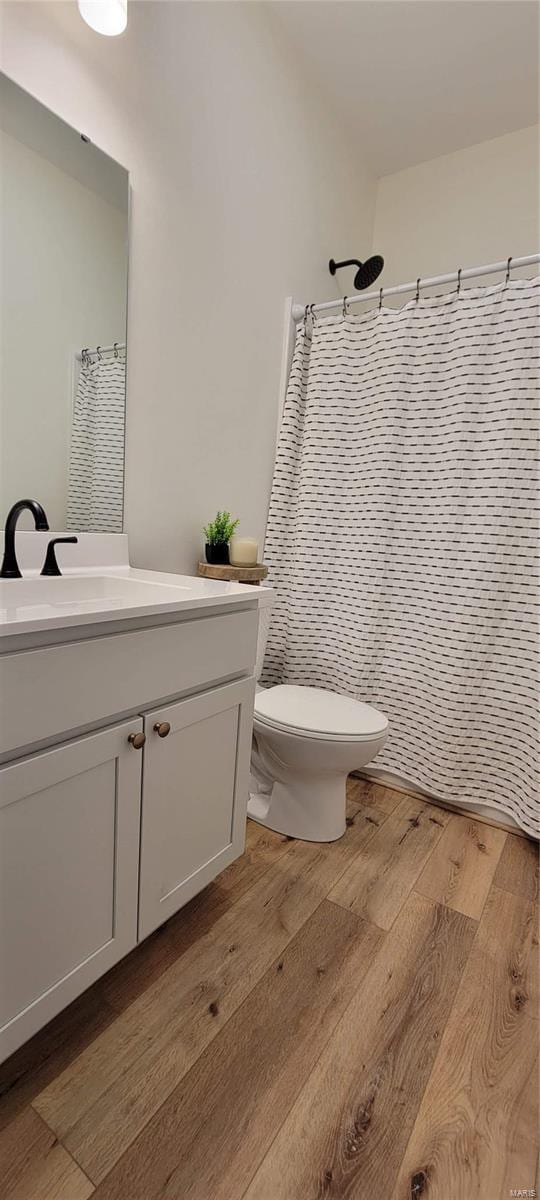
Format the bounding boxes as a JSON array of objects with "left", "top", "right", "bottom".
[
  {"left": 138, "top": 677, "right": 255, "bottom": 940},
  {"left": 0, "top": 720, "right": 142, "bottom": 1064}
]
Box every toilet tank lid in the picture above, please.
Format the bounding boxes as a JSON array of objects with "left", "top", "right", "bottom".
[{"left": 254, "top": 685, "right": 388, "bottom": 738}]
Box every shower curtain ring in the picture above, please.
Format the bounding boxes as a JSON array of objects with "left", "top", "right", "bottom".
[
  {"left": 379, "top": 287, "right": 384, "bottom": 310},
  {"left": 415, "top": 278, "right": 421, "bottom": 302},
  {"left": 505, "top": 256, "right": 513, "bottom": 284},
  {"left": 456, "top": 268, "right": 462, "bottom": 295},
  {"left": 96, "top": 345, "right": 102, "bottom": 361},
  {"left": 113, "top": 342, "right": 119, "bottom": 358},
  {"left": 342, "top": 296, "right": 349, "bottom": 318},
  {"left": 309, "top": 303, "right": 317, "bottom": 323}
]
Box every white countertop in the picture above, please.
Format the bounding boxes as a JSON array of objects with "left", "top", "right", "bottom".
[{"left": 0, "top": 565, "right": 266, "bottom": 640}]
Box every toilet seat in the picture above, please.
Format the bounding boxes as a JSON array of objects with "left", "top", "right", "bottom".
[{"left": 254, "top": 684, "right": 388, "bottom": 743}]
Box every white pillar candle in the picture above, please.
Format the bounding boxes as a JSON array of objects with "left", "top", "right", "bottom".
[{"left": 229, "top": 536, "right": 258, "bottom": 567}]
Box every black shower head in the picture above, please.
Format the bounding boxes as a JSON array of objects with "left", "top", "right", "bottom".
[
  {"left": 329, "top": 254, "right": 384, "bottom": 291},
  {"left": 354, "top": 255, "right": 384, "bottom": 290}
]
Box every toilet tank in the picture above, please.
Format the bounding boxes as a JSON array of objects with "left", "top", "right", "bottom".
[{"left": 255, "top": 586, "right": 274, "bottom": 682}]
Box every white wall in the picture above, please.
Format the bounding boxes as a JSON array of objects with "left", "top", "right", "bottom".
[
  {"left": 1, "top": 128, "right": 127, "bottom": 527},
  {"left": 372, "top": 125, "right": 539, "bottom": 292},
  {"left": 0, "top": 1, "right": 376, "bottom": 570}
]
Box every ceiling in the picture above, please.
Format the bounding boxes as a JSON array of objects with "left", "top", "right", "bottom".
[{"left": 269, "top": 1, "right": 540, "bottom": 177}]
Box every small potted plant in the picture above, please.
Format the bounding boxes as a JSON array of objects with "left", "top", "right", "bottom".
[{"left": 203, "top": 511, "right": 240, "bottom": 565}]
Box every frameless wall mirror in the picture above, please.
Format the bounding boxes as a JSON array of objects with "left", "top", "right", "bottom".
[{"left": 0, "top": 73, "right": 129, "bottom": 533}]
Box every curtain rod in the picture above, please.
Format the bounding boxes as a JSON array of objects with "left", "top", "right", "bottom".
[
  {"left": 75, "top": 342, "right": 126, "bottom": 363},
  {"left": 291, "top": 253, "right": 540, "bottom": 322}
]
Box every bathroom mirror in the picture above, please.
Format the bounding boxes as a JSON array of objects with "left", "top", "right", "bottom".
[{"left": 0, "top": 73, "right": 129, "bottom": 532}]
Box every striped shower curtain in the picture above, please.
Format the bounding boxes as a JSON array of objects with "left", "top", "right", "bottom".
[
  {"left": 66, "top": 351, "right": 126, "bottom": 533},
  {"left": 262, "top": 278, "right": 539, "bottom": 837}
]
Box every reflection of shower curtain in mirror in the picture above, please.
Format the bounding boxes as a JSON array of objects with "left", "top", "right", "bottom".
[{"left": 67, "top": 352, "right": 125, "bottom": 532}]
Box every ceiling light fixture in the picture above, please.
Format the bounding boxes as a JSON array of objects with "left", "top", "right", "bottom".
[{"left": 78, "top": 0, "right": 127, "bottom": 36}]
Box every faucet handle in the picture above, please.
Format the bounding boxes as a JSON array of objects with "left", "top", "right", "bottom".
[{"left": 41, "top": 537, "right": 78, "bottom": 577}]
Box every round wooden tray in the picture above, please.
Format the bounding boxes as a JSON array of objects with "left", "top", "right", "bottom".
[{"left": 198, "top": 562, "right": 268, "bottom": 585}]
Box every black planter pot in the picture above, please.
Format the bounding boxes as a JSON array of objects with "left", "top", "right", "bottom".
[{"left": 205, "top": 541, "right": 230, "bottom": 565}]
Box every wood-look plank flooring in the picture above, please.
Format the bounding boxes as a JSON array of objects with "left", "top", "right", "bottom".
[
  {"left": 416, "top": 813, "right": 506, "bottom": 920},
  {"left": 328, "top": 794, "right": 451, "bottom": 929},
  {"left": 0, "top": 779, "right": 537, "bottom": 1200}
]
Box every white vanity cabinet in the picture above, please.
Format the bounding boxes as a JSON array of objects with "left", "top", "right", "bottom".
[
  {"left": 0, "top": 719, "right": 142, "bottom": 1063},
  {"left": 138, "top": 678, "right": 254, "bottom": 939},
  {"left": 0, "top": 586, "right": 261, "bottom": 1065}
]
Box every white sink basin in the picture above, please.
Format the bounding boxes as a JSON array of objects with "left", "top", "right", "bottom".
[{"left": 0, "top": 574, "right": 190, "bottom": 612}]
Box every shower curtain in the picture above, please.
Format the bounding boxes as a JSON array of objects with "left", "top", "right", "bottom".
[
  {"left": 66, "top": 351, "right": 126, "bottom": 533},
  {"left": 263, "top": 278, "right": 539, "bottom": 837}
]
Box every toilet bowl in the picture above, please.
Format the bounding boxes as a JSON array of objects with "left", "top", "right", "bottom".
[{"left": 248, "top": 591, "right": 388, "bottom": 841}]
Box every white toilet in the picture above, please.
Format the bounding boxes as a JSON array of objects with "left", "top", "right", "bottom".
[{"left": 248, "top": 590, "right": 388, "bottom": 841}]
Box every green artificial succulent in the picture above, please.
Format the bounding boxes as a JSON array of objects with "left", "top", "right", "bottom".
[{"left": 203, "top": 511, "right": 240, "bottom": 545}]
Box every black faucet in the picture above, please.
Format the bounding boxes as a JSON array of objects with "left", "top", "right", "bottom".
[{"left": 0, "top": 499, "right": 49, "bottom": 579}]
